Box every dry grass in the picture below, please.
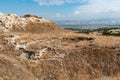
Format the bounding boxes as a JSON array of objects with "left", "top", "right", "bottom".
[
  {"left": 0, "top": 30, "right": 120, "bottom": 80},
  {"left": 11, "top": 20, "right": 64, "bottom": 34},
  {"left": 0, "top": 14, "right": 120, "bottom": 80}
]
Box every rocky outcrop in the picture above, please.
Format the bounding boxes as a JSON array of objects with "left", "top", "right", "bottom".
[{"left": 0, "top": 13, "right": 63, "bottom": 33}]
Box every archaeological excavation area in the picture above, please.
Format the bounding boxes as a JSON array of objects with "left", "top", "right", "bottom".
[{"left": 0, "top": 13, "right": 120, "bottom": 80}]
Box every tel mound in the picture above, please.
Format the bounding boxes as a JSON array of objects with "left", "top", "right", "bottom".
[{"left": 0, "top": 13, "right": 120, "bottom": 80}]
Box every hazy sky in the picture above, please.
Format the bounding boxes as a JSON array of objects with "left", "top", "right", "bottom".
[{"left": 0, "top": 0, "right": 120, "bottom": 20}]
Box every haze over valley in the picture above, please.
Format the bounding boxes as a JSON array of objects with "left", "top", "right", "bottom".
[{"left": 55, "top": 19, "right": 120, "bottom": 29}]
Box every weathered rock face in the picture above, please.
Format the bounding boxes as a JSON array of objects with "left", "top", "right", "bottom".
[{"left": 0, "top": 13, "right": 62, "bottom": 33}]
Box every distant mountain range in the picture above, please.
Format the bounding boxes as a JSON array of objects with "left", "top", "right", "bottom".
[{"left": 55, "top": 18, "right": 120, "bottom": 26}]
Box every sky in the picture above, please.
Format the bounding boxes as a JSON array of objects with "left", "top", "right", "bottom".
[{"left": 0, "top": 0, "right": 120, "bottom": 20}]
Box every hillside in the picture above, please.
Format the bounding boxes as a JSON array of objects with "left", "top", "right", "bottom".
[
  {"left": 0, "top": 13, "right": 63, "bottom": 33},
  {"left": 0, "top": 13, "right": 120, "bottom": 80}
]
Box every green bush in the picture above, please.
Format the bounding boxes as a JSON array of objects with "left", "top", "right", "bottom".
[
  {"left": 64, "top": 27, "right": 120, "bottom": 36},
  {"left": 77, "top": 29, "right": 91, "bottom": 34}
]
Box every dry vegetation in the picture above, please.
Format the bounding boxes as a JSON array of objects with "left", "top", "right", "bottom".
[{"left": 0, "top": 14, "right": 120, "bottom": 80}]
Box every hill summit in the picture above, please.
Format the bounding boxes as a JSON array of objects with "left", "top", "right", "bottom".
[{"left": 0, "top": 13, "right": 62, "bottom": 33}]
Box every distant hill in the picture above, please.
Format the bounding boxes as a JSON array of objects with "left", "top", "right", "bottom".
[{"left": 55, "top": 18, "right": 120, "bottom": 26}]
